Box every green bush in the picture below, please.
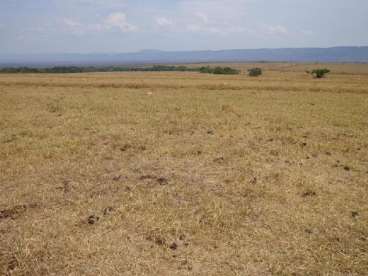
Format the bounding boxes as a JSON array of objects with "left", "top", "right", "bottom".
[
  {"left": 308, "top": 68, "right": 330, "bottom": 78},
  {"left": 199, "top": 66, "right": 240, "bottom": 75},
  {"left": 199, "top": 66, "right": 213, "bottom": 74},
  {"left": 248, "top": 68, "right": 262, "bottom": 77}
]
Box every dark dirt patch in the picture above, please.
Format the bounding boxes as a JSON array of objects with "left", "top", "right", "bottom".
[
  {"left": 249, "top": 177, "right": 257, "bottom": 185},
  {"left": 112, "top": 175, "right": 122, "bottom": 181},
  {"left": 302, "top": 191, "right": 317, "bottom": 198},
  {"left": 56, "top": 179, "right": 72, "bottom": 193},
  {"left": 179, "top": 260, "right": 193, "bottom": 271},
  {"left": 0, "top": 205, "right": 27, "bottom": 220},
  {"left": 7, "top": 256, "right": 18, "bottom": 272},
  {"left": 213, "top": 157, "right": 225, "bottom": 163},
  {"left": 157, "top": 177, "right": 169, "bottom": 185},
  {"left": 351, "top": 211, "right": 359, "bottom": 218},
  {"left": 138, "top": 145, "right": 147, "bottom": 151},
  {"left": 2, "top": 134, "right": 17, "bottom": 144},
  {"left": 87, "top": 215, "right": 100, "bottom": 225},
  {"left": 120, "top": 144, "right": 146, "bottom": 152},
  {"left": 103, "top": 207, "right": 114, "bottom": 216},
  {"left": 146, "top": 234, "right": 166, "bottom": 246},
  {"left": 305, "top": 229, "right": 313, "bottom": 234},
  {"left": 139, "top": 175, "right": 156, "bottom": 181},
  {"left": 169, "top": 242, "right": 178, "bottom": 250},
  {"left": 120, "top": 144, "right": 132, "bottom": 152},
  {"left": 140, "top": 175, "right": 169, "bottom": 185}
]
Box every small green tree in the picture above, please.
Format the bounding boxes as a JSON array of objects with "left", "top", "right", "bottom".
[
  {"left": 213, "top": 66, "right": 239, "bottom": 75},
  {"left": 213, "top": 67, "right": 225, "bottom": 74},
  {"left": 199, "top": 66, "right": 213, "bottom": 74},
  {"left": 222, "top": 67, "right": 240, "bottom": 75},
  {"left": 198, "top": 66, "right": 239, "bottom": 75},
  {"left": 308, "top": 68, "right": 330, "bottom": 78},
  {"left": 248, "top": 68, "right": 262, "bottom": 77}
]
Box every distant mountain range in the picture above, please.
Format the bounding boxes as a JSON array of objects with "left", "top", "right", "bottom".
[{"left": 1, "top": 47, "right": 368, "bottom": 67}]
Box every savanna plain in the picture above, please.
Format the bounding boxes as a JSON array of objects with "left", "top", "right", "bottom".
[{"left": 0, "top": 63, "right": 368, "bottom": 275}]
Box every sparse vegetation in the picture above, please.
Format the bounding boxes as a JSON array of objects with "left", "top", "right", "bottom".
[
  {"left": 199, "top": 66, "right": 240, "bottom": 75},
  {"left": 0, "top": 65, "right": 200, "bottom": 74},
  {"left": 1, "top": 63, "right": 368, "bottom": 275},
  {"left": 0, "top": 65, "right": 240, "bottom": 75},
  {"left": 307, "top": 68, "right": 331, "bottom": 78},
  {"left": 248, "top": 67, "right": 262, "bottom": 77},
  {"left": 212, "top": 66, "right": 240, "bottom": 75}
]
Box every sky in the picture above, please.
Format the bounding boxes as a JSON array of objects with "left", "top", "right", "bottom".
[{"left": 1, "top": 0, "right": 368, "bottom": 54}]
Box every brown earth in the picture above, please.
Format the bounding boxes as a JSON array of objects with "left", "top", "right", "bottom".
[{"left": 1, "top": 64, "right": 368, "bottom": 275}]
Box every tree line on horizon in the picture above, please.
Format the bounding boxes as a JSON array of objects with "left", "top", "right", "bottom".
[
  {"left": 0, "top": 65, "right": 331, "bottom": 78},
  {"left": 0, "top": 65, "right": 240, "bottom": 75}
]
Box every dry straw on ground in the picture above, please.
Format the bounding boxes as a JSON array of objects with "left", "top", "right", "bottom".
[{"left": 1, "top": 63, "right": 368, "bottom": 275}]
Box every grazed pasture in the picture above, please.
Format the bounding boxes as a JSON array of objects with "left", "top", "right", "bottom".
[{"left": 1, "top": 64, "right": 368, "bottom": 275}]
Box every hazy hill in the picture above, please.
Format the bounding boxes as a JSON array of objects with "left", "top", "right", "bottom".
[{"left": 1, "top": 46, "right": 368, "bottom": 67}]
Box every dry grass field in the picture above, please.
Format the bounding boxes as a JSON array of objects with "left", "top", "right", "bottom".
[{"left": 1, "top": 63, "right": 368, "bottom": 275}]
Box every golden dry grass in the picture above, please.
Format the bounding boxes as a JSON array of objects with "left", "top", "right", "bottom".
[{"left": 1, "top": 64, "right": 368, "bottom": 275}]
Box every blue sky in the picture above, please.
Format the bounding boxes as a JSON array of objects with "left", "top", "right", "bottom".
[{"left": 1, "top": 0, "right": 367, "bottom": 54}]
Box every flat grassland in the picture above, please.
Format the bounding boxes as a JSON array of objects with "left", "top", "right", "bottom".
[{"left": 1, "top": 63, "right": 368, "bottom": 275}]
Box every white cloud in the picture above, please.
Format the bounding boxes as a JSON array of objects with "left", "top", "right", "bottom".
[
  {"left": 186, "top": 23, "right": 247, "bottom": 35},
  {"left": 178, "top": 0, "right": 249, "bottom": 35},
  {"left": 180, "top": 0, "right": 249, "bottom": 21},
  {"left": 265, "top": 25, "right": 288, "bottom": 36},
  {"left": 195, "top": 12, "right": 209, "bottom": 24},
  {"left": 63, "top": 18, "right": 82, "bottom": 28},
  {"left": 155, "top": 17, "right": 173, "bottom": 27},
  {"left": 186, "top": 24, "right": 221, "bottom": 34},
  {"left": 62, "top": 18, "right": 85, "bottom": 35},
  {"left": 104, "top": 12, "right": 137, "bottom": 32},
  {"left": 184, "top": 9, "right": 247, "bottom": 35},
  {"left": 62, "top": 12, "right": 137, "bottom": 35}
]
